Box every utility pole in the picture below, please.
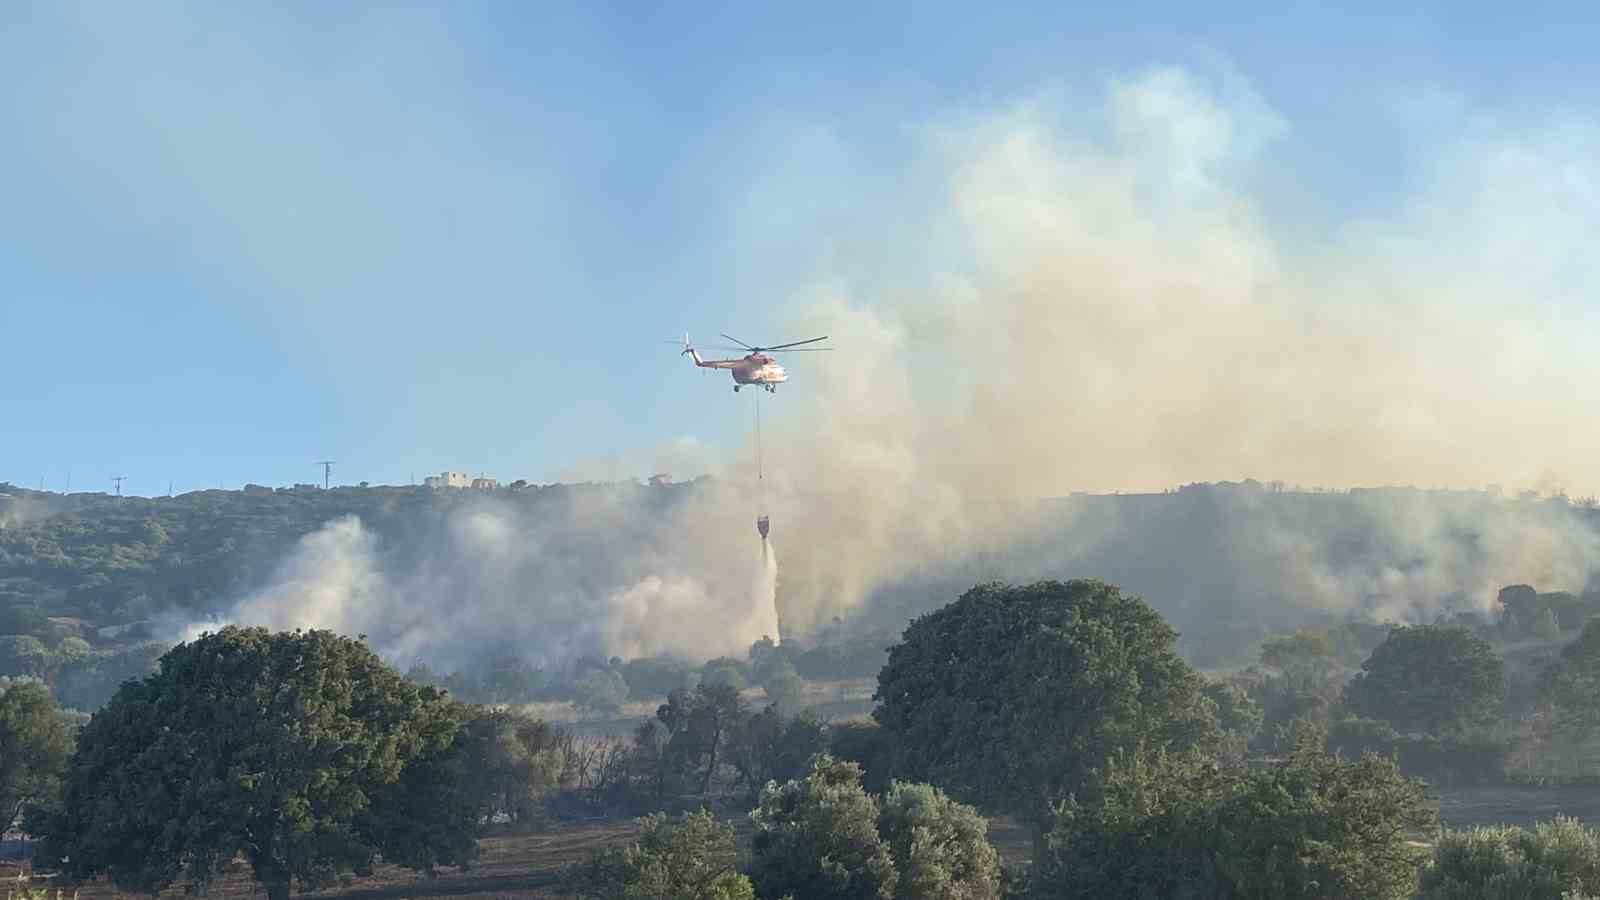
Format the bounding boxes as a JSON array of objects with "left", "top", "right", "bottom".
[
  {"left": 112, "top": 476, "right": 126, "bottom": 497},
  {"left": 317, "top": 460, "right": 335, "bottom": 490}
]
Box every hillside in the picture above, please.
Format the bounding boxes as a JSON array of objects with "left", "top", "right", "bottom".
[{"left": 5, "top": 479, "right": 1600, "bottom": 709}]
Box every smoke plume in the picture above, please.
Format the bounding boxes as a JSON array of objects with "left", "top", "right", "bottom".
[{"left": 207, "top": 66, "right": 1600, "bottom": 667}]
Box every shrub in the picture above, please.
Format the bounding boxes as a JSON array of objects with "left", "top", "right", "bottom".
[{"left": 1419, "top": 817, "right": 1600, "bottom": 900}]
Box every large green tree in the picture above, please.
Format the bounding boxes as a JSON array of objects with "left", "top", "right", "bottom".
[
  {"left": 873, "top": 580, "right": 1217, "bottom": 852},
  {"left": 0, "top": 679, "right": 73, "bottom": 831},
  {"left": 31, "top": 627, "right": 477, "bottom": 900},
  {"left": 1342, "top": 624, "right": 1505, "bottom": 734}
]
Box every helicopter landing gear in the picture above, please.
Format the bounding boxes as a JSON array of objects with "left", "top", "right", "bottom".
[{"left": 733, "top": 385, "right": 741, "bottom": 392}]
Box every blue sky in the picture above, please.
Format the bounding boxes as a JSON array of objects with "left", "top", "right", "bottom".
[{"left": 5, "top": 1, "right": 1600, "bottom": 496}]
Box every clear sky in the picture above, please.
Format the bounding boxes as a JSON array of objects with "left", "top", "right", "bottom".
[{"left": 4, "top": 1, "right": 1599, "bottom": 496}]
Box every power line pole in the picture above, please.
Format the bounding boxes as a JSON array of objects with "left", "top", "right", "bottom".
[
  {"left": 112, "top": 476, "right": 126, "bottom": 497},
  {"left": 317, "top": 460, "right": 335, "bottom": 490}
]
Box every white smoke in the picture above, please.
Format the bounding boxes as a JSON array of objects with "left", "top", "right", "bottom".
[{"left": 191, "top": 65, "right": 1600, "bottom": 665}]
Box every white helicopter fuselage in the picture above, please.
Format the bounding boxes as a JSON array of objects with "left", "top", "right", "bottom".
[{"left": 685, "top": 348, "right": 787, "bottom": 392}]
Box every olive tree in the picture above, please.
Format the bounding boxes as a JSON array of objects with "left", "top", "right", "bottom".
[
  {"left": 1033, "top": 726, "right": 1436, "bottom": 900},
  {"left": 1342, "top": 624, "right": 1505, "bottom": 734},
  {"left": 31, "top": 627, "right": 477, "bottom": 900},
  {"left": 0, "top": 678, "right": 72, "bottom": 831},
  {"left": 874, "top": 580, "right": 1217, "bottom": 853}
]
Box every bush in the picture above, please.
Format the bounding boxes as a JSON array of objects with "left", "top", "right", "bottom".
[
  {"left": 748, "top": 756, "right": 1001, "bottom": 900},
  {"left": 573, "top": 669, "right": 629, "bottom": 715},
  {"left": 1327, "top": 716, "right": 1510, "bottom": 784},
  {"left": 568, "top": 810, "right": 753, "bottom": 900},
  {"left": 1031, "top": 726, "right": 1435, "bottom": 900},
  {"left": 1419, "top": 817, "right": 1600, "bottom": 900},
  {"left": 878, "top": 781, "right": 1001, "bottom": 900},
  {"left": 749, "top": 756, "right": 897, "bottom": 900}
]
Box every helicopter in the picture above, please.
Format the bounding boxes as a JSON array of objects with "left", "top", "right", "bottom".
[{"left": 678, "top": 333, "right": 831, "bottom": 392}]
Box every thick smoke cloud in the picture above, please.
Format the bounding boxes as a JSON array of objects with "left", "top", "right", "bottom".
[
  {"left": 209, "top": 66, "right": 1600, "bottom": 665},
  {"left": 191, "top": 485, "right": 781, "bottom": 672},
  {"left": 753, "top": 66, "right": 1600, "bottom": 635}
]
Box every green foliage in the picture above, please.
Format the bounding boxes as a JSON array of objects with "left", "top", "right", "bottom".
[
  {"left": 1543, "top": 619, "right": 1600, "bottom": 738},
  {"left": 764, "top": 668, "right": 805, "bottom": 711},
  {"left": 878, "top": 781, "right": 1001, "bottom": 900},
  {"left": 0, "top": 636, "right": 52, "bottom": 679},
  {"left": 0, "top": 679, "right": 73, "bottom": 831},
  {"left": 51, "top": 642, "right": 165, "bottom": 711},
  {"left": 0, "top": 603, "right": 49, "bottom": 637},
  {"left": 1343, "top": 624, "right": 1505, "bottom": 735},
  {"left": 657, "top": 683, "right": 747, "bottom": 796},
  {"left": 1031, "top": 727, "right": 1436, "bottom": 900},
  {"left": 620, "top": 656, "right": 696, "bottom": 699},
  {"left": 701, "top": 658, "right": 748, "bottom": 691},
  {"left": 573, "top": 669, "right": 629, "bottom": 715},
  {"left": 749, "top": 756, "right": 897, "bottom": 900},
  {"left": 31, "top": 627, "right": 477, "bottom": 900},
  {"left": 874, "top": 580, "right": 1217, "bottom": 841},
  {"left": 1419, "top": 817, "right": 1600, "bottom": 900},
  {"left": 457, "top": 706, "right": 562, "bottom": 825},
  {"left": 727, "top": 707, "right": 829, "bottom": 803},
  {"left": 568, "top": 810, "right": 753, "bottom": 900},
  {"left": 1259, "top": 630, "right": 1334, "bottom": 670},
  {"left": 830, "top": 718, "right": 893, "bottom": 795},
  {"left": 1203, "top": 678, "right": 1263, "bottom": 755},
  {"left": 1327, "top": 716, "right": 1510, "bottom": 784},
  {"left": 790, "top": 638, "right": 890, "bottom": 680}
]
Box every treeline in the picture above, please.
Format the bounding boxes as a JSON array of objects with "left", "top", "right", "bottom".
[
  {"left": 1221, "top": 583, "right": 1600, "bottom": 785},
  {"left": 10, "top": 579, "right": 1600, "bottom": 898},
  {"left": 403, "top": 634, "right": 888, "bottom": 713}
]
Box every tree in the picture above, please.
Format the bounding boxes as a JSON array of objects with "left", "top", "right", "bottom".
[
  {"left": 0, "top": 635, "right": 53, "bottom": 679},
  {"left": 1540, "top": 618, "right": 1600, "bottom": 737},
  {"left": 458, "top": 706, "right": 561, "bottom": 825},
  {"left": 764, "top": 667, "right": 805, "bottom": 712},
  {"left": 569, "top": 810, "right": 753, "bottom": 900},
  {"left": 1418, "top": 816, "right": 1600, "bottom": 900},
  {"left": 31, "top": 627, "right": 477, "bottom": 900},
  {"left": 0, "top": 679, "right": 73, "bottom": 831},
  {"left": 1204, "top": 678, "right": 1263, "bottom": 757},
  {"left": 1259, "top": 630, "right": 1335, "bottom": 671},
  {"left": 701, "top": 658, "right": 747, "bottom": 691},
  {"left": 653, "top": 684, "right": 746, "bottom": 797},
  {"left": 1342, "top": 625, "right": 1505, "bottom": 734},
  {"left": 749, "top": 756, "right": 897, "bottom": 900},
  {"left": 874, "top": 580, "right": 1217, "bottom": 853},
  {"left": 830, "top": 718, "right": 893, "bottom": 795},
  {"left": 1031, "top": 726, "right": 1436, "bottom": 900},
  {"left": 1499, "top": 584, "right": 1542, "bottom": 638},
  {"left": 573, "top": 669, "right": 629, "bottom": 716},
  {"left": 727, "top": 707, "right": 829, "bottom": 804},
  {"left": 878, "top": 781, "right": 1001, "bottom": 900}
]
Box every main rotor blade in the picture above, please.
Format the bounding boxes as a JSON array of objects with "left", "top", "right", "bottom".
[
  {"left": 720, "top": 333, "right": 755, "bottom": 350},
  {"left": 761, "top": 335, "right": 830, "bottom": 351},
  {"left": 766, "top": 348, "right": 833, "bottom": 352}
]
